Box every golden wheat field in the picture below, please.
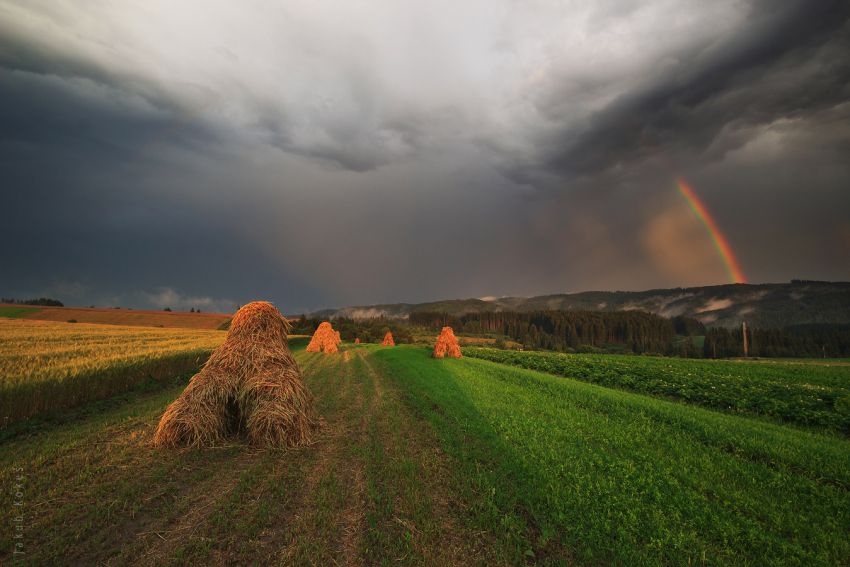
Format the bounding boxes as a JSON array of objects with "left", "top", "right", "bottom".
[{"left": 0, "top": 319, "right": 225, "bottom": 424}]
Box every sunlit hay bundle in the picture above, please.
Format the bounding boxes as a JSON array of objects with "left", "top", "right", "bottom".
[
  {"left": 433, "top": 326, "right": 462, "bottom": 358},
  {"left": 154, "top": 301, "right": 319, "bottom": 448},
  {"left": 382, "top": 332, "right": 395, "bottom": 346},
  {"left": 354, "top": 338, "right": 361, "bottom": 344},
  {"left": 240, "top": 360, "right": 318, "bottom": 447},
  {"left": 334, "top": 330, "right": 341, "bottom": 346},
  {"left": 323, "top": 339, "right": 339, "bottom": 354},
  {"left": 153, "top": 366, "right": 238, "bottom": 447},
  {"left": 306, "top": 321, "right": 339, "bottom": 354}
]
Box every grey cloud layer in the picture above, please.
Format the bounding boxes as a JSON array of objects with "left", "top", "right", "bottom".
[
  {"left": 1, "top": 0, "right": 848, "bottom": 311},
  {"left": 507, "top": 1, "right": 850, "bottom": 181}
]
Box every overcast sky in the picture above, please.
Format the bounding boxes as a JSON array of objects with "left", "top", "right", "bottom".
[{"left": 2, "top": 0, "right": 849, "bottom": 313}]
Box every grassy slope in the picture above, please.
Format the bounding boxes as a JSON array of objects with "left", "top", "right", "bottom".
[
  {"left": 374, "top": 347, "right": 850, "bottom": 566},
  {"left": 2, "top": 345, "right": 848, "bottom": 565}
]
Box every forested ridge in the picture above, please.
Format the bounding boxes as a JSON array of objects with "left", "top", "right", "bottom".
[{"left": 411, "top": 310, "right": 850, "bottom": 358}]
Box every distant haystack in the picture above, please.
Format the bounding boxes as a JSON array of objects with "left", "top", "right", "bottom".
[
  {"left": 154, "top": 301, "right": 319, "bottom": 448},
  {"left": 382, "top": 332, "right": 395, "bottom": 346},
  {"left": 354, "top": 338, "right": 361, "bottom": 344},
  {"left": 307, "top": 322, "right": 339, "bottom": 354},
  {"left": 433, "top": 326, "right": 462, "bottom": 358}
]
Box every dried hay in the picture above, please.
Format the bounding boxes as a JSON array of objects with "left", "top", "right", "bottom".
[
  {"left": 154, "top": 301, "right": 319, "bottom": 448},
  {"left": 306, "top": 321, "right": 339, "bottom": 354},
  {"left": 432, "top": 326, "right": 462, "bottom": 358},
  {"left": 354, "top": 338, "right": 361, "bottom": 344},
  {"left": 381, "top": 332, "right": 395, "bottom": 346}
]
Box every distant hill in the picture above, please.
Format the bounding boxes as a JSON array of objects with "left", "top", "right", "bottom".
[
  {"left": 0, "top": 304, "right": 231, "bottom": 330},
  {"left": 311, "top": 281, "right": 850, "bottom": 329}
]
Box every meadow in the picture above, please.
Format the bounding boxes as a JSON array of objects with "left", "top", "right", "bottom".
[
  {"left": 465, "top": 347, "right": 850, "bottom": 433},
  {"left": 1, "top": 334, "right": 848, "bottom": 565},
  {"left": 0, "top": 319, "right": 224, "bottom": 425}
]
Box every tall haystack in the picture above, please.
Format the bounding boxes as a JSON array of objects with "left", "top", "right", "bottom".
[
  {"left": 154, "top": 301, "right": 319, "bottom": 448},
  {"left": 382, "top": 332, "right": 395, "bottom": 346},
  {"left": 433, "top": 326, "right": 462, "bottom": 358},
  {"left": 306, "top": 321, "right": 339, "bottom": 354}
]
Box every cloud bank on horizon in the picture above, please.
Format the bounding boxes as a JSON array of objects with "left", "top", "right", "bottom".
[{"left": 1, "top": 0, "right": 849, "bottom": 312}]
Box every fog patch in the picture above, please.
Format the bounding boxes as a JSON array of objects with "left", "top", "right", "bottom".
[{"left": 696, "top": 298, "right": 734, "bottom": 313}]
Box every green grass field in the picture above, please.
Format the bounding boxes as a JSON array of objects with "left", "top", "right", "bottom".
[
  {"left": 0, "top": 306, "right": 39, "bottom": 318},
  {"left": 1, "top": 343, "right": 848, "bottom": 565},
  {"left": 375, "top": 348, "right": 850, "bottom": 565}
]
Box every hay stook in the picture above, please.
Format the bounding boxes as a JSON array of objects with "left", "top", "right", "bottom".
[
  {"left": 432, "top": 326, "right": 462, "bottom": 358},
  {"left": 154, "top": 301, "right": 319, "bottom": 448},
  {"left": 306, "top": 321, "right": 340, "bottom": 354},
  {"left": 381, "top": 332, "right": 395, "bottom": 346}
]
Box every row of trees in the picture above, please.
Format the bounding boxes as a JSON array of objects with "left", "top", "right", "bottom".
[
  {"left": 704, "top": 324, "right": 850, "bottom": 358},
  {"left": 409, "top": 310, "right": 687, "bottom": 354},
  {"left": 410, "top": 310, "right": 850, "bottom": 358},
  {"left": 1, "top": 297, "right": 64, "bottom": 307}
]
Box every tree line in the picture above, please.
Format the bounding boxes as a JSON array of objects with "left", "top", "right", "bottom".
[
  {"left": 1, "top": 297, "right": 64, "bottom": 307},
  {"left": 290, "top": 315, "right": 414, "bottom": 344},
  {"left": 410, "top": 310, "right": 850, "bottom": 358},
  {"left": 704, "top": 324, "right": 850, "bottom": 358},
  {"left": 409, "top": 310, "right": 690, "bottom": 354}
]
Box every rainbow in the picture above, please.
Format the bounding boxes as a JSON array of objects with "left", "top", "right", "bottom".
[{"left": 676, "top": 179, "right": 747, "bottom": 284}]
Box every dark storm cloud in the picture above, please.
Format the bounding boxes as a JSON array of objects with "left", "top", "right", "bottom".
[
  {"left": 1, "top": 1, "right": 849, "bottom": 311},
  {"left": 0, "top": 34, "right": 291, "bottom": 309},
  {"left": 529, "top": 0, "right": 850, "bottom": 179}
]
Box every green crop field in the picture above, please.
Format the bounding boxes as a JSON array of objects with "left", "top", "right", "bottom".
[
  {"left": 465, "top": 347, "right": 850, "bottom": 433},
  {"left": 375, "top": 348, "right": 850, "bottom": 565},
  {"left": 0, "top": 306, "right": 39, "bottom": 319},
  {"left": 1, "top": 342, "right": 848, "bottom": 565}
]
